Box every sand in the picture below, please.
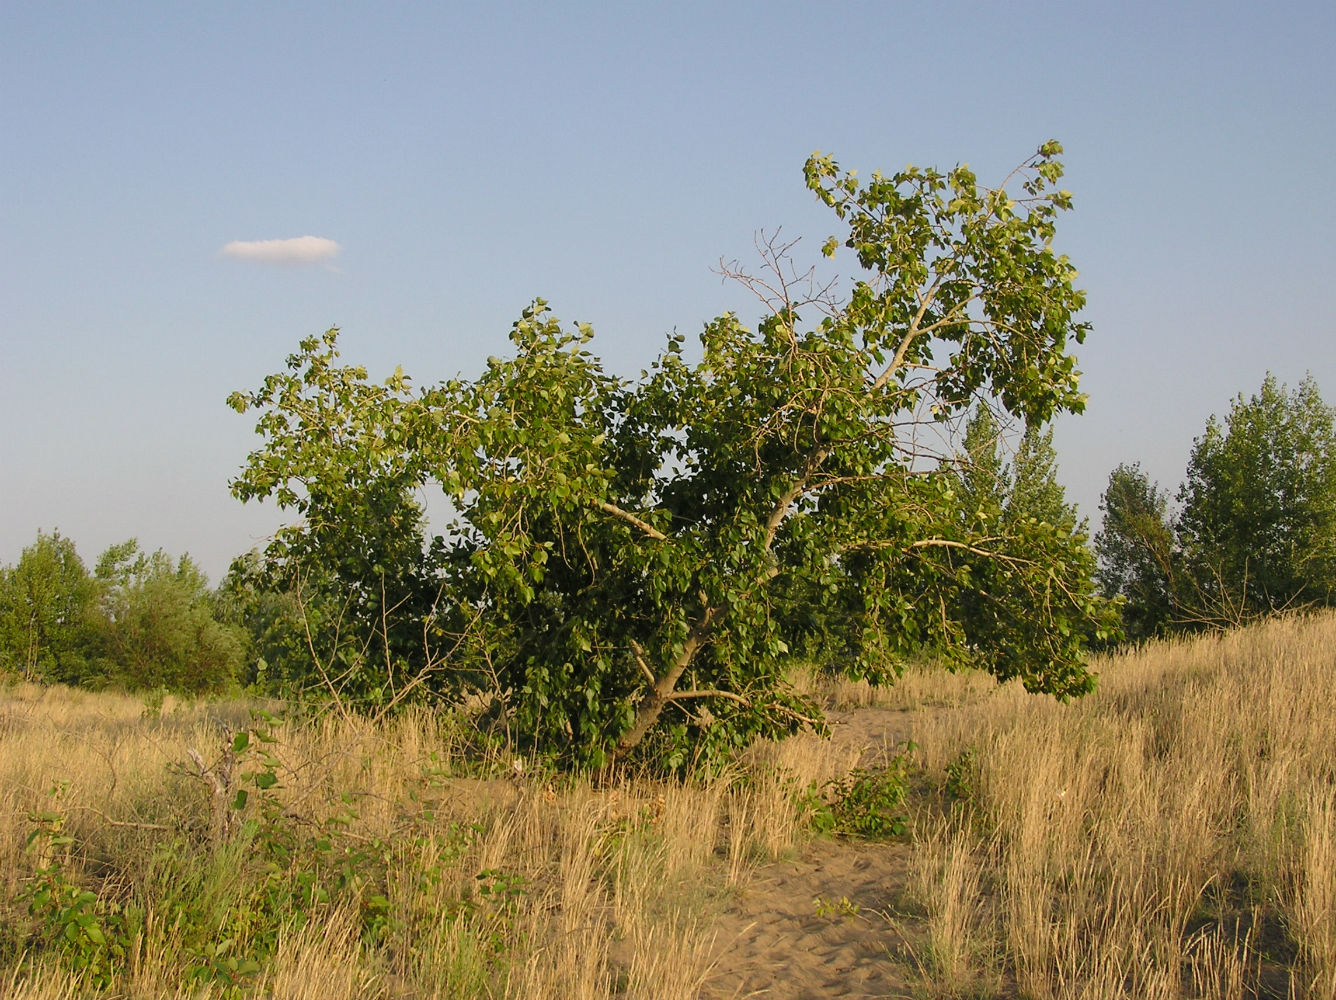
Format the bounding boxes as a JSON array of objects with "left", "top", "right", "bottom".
[{"left": 701, "top": 706, "right": 933, "bottom": 999}]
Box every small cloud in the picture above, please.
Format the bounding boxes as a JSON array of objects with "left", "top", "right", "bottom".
[{"left": 220, "top": 235, "right": 341, "bottom": 265}]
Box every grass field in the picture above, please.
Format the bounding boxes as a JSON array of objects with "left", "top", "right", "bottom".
[{"left": 2, "top": 612, "right": 1333, "bottom": 998}]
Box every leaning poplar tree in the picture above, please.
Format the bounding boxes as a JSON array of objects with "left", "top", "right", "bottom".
[{"left": 229, "top": 141, "right": 1118, "bottom": 768}]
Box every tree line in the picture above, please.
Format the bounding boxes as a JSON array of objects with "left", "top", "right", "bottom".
[
  {"left": 0, "top": 534, "right": 244, "bottom": 692},
  {"left": 1095, "top": 373, "right": 1336, "bottom": 639}
]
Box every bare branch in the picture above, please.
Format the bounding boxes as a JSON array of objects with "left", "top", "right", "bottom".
[
  {"left": 593, "top": 500, "right": 668, "bottom": 541},
  {"left": 715, "top": 228, "right": 843, "bottom": 328},
  {"left": 70, "top": 805, "right": 174, "bottom": 833},
  {"left": 628, "top": 639, "right": 656, "bottom": 685}
]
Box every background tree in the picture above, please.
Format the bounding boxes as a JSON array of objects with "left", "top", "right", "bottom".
[
  {"left": 92, "top": 541, "right": 245, "bottom": 693},
  {"left": 1094, "top": 463, "right": 1179, "bottom": 641},
  {"left": 1177, "top": 373, "right": 1336, "bottom": 621},
  {"left": 230, "top": 142, "right": 1118, "bottom": 769},
  {"left": 946, "top": 407, "right": 1103, "bottom": 659},
  {"left": 1007, "top": 423, "right": 1078, "bottom": 529},
  {"left": 942, "top": 407, "right": 1011, "bottom": 657},
  {"left": 0, "top": 531, "right": 99, "bottom": 683},
  {"left": 954, "top": 407, "right": 1010, "bottom": 530}
]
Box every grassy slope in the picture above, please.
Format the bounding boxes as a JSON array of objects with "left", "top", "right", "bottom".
[{"left": 901, "top": 613, "right": 1336, "bottom": 999}]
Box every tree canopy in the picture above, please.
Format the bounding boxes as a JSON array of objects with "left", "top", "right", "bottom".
[
  {"left": 1095, "top": 463, "right": 1179, "bottom": 641},
  {"left": 0, "top": 530, "right": 98, "bottom": 683},
  {"left": 945, "top": 406, "right": 1101, "bottom": 665},
  {"left": 1178, "top": 374, "right": 1336, "bottom": 618},
  {"left": 93, "top": 541, "right": 245, "bottom": 693},
  {"left": 0, "top": 534, "right": 244, "bottom": 692},
  {"left": 1097, "top": 374, "right": 1336, "bottom": 634},
  {"left": 229, "top": 143, "right": 1117, "bottom": 769}
]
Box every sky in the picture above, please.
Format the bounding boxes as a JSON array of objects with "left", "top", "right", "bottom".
[{"left": 3, "top": 0, "right": 1334, "bottom": 583}]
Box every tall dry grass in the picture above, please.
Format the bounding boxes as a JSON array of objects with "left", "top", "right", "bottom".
[
  {"left": 904, "top": 612, "right": 1336, "bottom": 999},
  {"left": 5, "top": 613, "right": 1333, "bottom": 998},
  {"left": 0, "top": 680, "right": 848, "bottom": 998}
]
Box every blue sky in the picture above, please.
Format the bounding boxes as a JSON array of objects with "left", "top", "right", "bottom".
[{"left": 3, "top": 0, "right": 1333, "bottom": 582}]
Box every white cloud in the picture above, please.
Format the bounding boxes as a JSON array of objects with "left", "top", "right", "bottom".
[{"left": 220, "top": 235, "right": 341, "bottom": 265}]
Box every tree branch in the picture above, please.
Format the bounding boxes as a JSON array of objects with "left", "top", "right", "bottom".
[
  {"left": 628, "top": 639, "right": 656, "bottom": 685},
  {"left": 870, "top": 275, "right": 947, "bottom": 394},
  {"left": 592, "top": 500, "right": 668, "bottom": 541},
  {"left": 841, "top": 535, "right": 1039, "bottom": 569},
  {"left": 661, "top": 688, "right": 823, "bottom": 728},
  {"left": 762, "top": 445, "right": 832, "bottom": 553},
  {"left": 71, "top": 804, "right": 174, "bottom": 833}
]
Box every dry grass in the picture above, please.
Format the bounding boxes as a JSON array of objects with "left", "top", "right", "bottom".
[
  {"left": 0, "top": 679, "right": 848, "bottom": 998},
  {"left": 903, "top": 612, "right": 1336, "bottom": 999},
  {"left": 789, "top": 658, "right": 998, "bottom": 713},
  {"left": 4, "top": 612, "right": 1334, "bottom": 998}
]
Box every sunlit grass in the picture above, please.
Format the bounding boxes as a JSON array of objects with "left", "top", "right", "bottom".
[
  {"left": 0, "top": 676, "right": 843, "bottom": 997},
  {"left": 903, "top": 612, "right": 1336, "bottom": 998},
  {"left": 3, "top": 612, "right": 1334, "bottom": 997}
]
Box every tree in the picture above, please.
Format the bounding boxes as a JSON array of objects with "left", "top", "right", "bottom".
[
  {"left": 1177, "top": 373, "right": 1336, "bottom": 619},
  {"left": 1008, "top": 423, "right": 1078, "bottom": 529},
  {"left": 0, "top": 531, "right": 99, "bottom": 683},
  {"left": 92, "top": 541, "right": 245, "bottom": 693},
  {"left": 954, "top": 407, "right": 1011, "bottom": 530},
  {"left": 1095, "top": 463, "right": 1179, "bottom": 641},
  {"left": 229, "top": 142, "right": 1117, "bottom": 769},
  {"left": 947, "top": 407, "right": 1104, "bottom": 659},
  {"left": 951, "top": 408, "right": 1077, "bottom": 531}
]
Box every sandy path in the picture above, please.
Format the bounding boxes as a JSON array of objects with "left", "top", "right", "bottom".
[
  {"left": 699, "top": 840, "right": 919, "bottom": 999},
  {"left": 698, "top": 706, "right": 931, "bottom": 1000}
]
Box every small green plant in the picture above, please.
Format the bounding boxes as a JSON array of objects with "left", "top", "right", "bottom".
[
  {"left": 795, "top": 780, "right": 838, "bottom": 835},
  {"left": 176, "top": 713, "right": 422, "bottom": 987},
  {"left": 945, "top": 746, "right": 978, "bottom": 804},
  {"left": 140, "top": 685, "right": 169, "bottom": 720},
  {"left": 814, "top": 895, "right": 861, "bottom": 918},
  {"left": 475, "top": 868, "right": 527, "bottom": 911},
  {"left": 825, "top": 747, "right": 915, "bottom": 839},
  {"left": 20, "top": 812, "right": 132, "bottom": 990}
]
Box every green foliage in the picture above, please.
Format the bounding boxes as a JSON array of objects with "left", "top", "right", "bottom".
[
  {"left": 794, "top": 780, "right": 839, "bottom": 835},
  {"left": 13, "top": 718, "right": 521, "bottom": 994},
  {"left": 215, "top": 550, "right": 321, "bottom": 694},
  {"left": 813, "top": 895, "right": 861, "bottom": 918},
  {"left": 954, "top": 407, "right": 1010, "bottom": 531},
  {"left": 944, "top": 746, "right": 979, "bottom": 804},
  {"left": 230, "top": 143, "right": 1115, "bottom": 769},
  {"left": 0, "top": 533, "right": 245, "bottom": 694},
  {"left": 1099, "top": 375, "right": 1336, "bottom": 636},
  {"left": 221, "top": 343, "right": 450, "bottom": 709},
  {"left": 1009, "top": 423, "right": 1078, "bottom": 529},
  {"left": 1178, "top": 374, "right": 1336, "bottom": 619},
  {"left": 0, "top": 531, "right": 99, "bottom": 683},
  {"left": 1095, "top": 463, "right": 1178, "bottom": 640},
  {"left": 946, "top": 406, "right": 1117, "bottom": 665},
  {"left": 796, "top": 749, "right": 916, "bottom": 840},
  {"left": 20, "top": 812, "right": 134, "bottom": 990},
  {"left": 92, "top": 540, "right": 245, "bottom": 693},
  {"left": 825, "top": 751, "right": 914, "bottom": 839}
]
